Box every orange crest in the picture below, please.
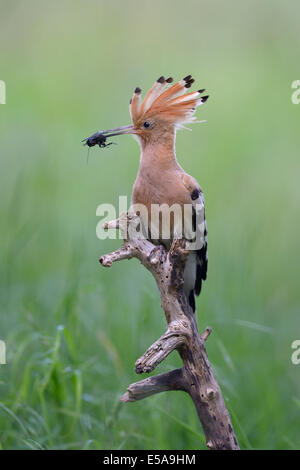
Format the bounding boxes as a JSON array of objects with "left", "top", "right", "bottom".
[{"left": 129, "top": 75, "right": 208, "bottom": 127}]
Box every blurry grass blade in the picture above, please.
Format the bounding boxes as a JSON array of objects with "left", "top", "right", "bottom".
[
  {"left": 225, "top": 400, "right": 252, "bottom": 449},
  {"left": 14, "top": 363, "right": 32, "bottom": 405},
  {"left": 38, "top": 389, "right": 53, "bottom": 448},
  {"left": 98, "top": 331, "right": 123, "bottom": 375},
  {"left": 23, "top": 439, "right": 45, "bottom": 450},
  {"left": 216, "top": 339, "right": 236, "bottom": 373},
  {"left": 0, "top": 402, "right": 28, "bottom": 436},
  {"left": 292, "top": 397, "right": 300, "bottom": 409},
  {"left": 62, "top": 326, "right": 77, "bottom": 361},
  {"left": 71, "top": 369, "right": 83, "bottom": 430},
  {"left": 155, "top": 406, "right": 206, "bottom": 444},
  {"left": 235, "top": 319, "right": 274, "bottom": 335},
  {"left": 39, "top": 325, "right": 64, "bottom": 392}
]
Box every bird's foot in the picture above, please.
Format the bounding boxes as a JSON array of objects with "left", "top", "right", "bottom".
[{"left": 148, "top": 244, "right": 166, "bottom": 265}]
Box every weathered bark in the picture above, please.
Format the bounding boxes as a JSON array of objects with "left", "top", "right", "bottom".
[{"left": 100, "top": 212, "right": 239, "bottom": 450}]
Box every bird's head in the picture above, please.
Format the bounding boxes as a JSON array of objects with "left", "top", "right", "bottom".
[
  {"left": 129, "top": 75, "right": 208, "bottom": 147},
  {"left": 93, "top": 75, "right": 209, "bottom": 148}
]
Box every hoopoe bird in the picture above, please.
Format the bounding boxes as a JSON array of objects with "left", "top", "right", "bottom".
[{"left": 88, "top": 75, "right": 209, "bottom": 312}]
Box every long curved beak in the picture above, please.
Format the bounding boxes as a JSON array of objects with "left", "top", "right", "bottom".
[{"left": 101, "top": 124, "right": 135, "bottom": 137}]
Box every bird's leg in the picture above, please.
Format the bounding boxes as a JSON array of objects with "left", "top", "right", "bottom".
[
  {"left": 168, "top": 239, "right": 189, "bottom": 275},
  {"left": 148, "top": 244, "right": 166, "bottom": 265}
]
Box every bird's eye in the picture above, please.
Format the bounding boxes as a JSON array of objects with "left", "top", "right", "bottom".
[{"left": 143, "top": 121, "right": 150, "bottom": 128}]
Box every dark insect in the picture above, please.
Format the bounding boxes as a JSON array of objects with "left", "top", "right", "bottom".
[
  {"left": 82, "top": 125, "right": 134, "bottom": 150},
  {"left": 81, "top": 132, "right": 115, "bottom": 148}
]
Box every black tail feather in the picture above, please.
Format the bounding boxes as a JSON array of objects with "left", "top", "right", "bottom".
[
  {"left": 195, "top": 265, "right": 203, "bottom": 296},
  {"left": 188, "top": 290, "right": 196, "bottom": 312}
]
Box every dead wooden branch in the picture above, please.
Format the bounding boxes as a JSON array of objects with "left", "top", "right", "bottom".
[{"left": 100, "top": 212, "right": 240, "bottom": 450}]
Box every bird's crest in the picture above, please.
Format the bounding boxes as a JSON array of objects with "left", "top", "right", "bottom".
[{"left": 129, "top": 75, "right": 208, "bottom": 127}]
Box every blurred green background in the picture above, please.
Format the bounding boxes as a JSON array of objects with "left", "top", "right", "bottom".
[{"left": 0, "top": 0, "right": 299, "bottom": 450}]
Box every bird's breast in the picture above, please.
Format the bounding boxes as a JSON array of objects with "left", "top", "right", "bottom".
[{"left": 132, "top": 170, "right": 191, "bottom": 244}]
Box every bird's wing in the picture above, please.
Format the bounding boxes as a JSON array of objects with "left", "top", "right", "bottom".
[
  {"left": 193, "top": 191, "right": 208, "bottom": 296},
  {"left": 180, "top": 173, "right": 208, "bottom": 296}
]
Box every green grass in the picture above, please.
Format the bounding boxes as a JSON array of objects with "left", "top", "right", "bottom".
[{"left": 0, "top": 0, "right": 300, "bottom": 450}]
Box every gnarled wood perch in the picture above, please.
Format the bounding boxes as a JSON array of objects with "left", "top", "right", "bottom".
[{"left": 100, "top": 212, "right": 239, "bottom": 450}]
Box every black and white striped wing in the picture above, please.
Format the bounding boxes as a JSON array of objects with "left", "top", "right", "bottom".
[{"left": 192, "top": 190, "right": 208, "bottom": 297}]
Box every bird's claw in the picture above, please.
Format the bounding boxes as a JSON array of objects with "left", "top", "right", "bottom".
[{"left": 148, "top": 245, "right": 166, "bottom": 265}]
